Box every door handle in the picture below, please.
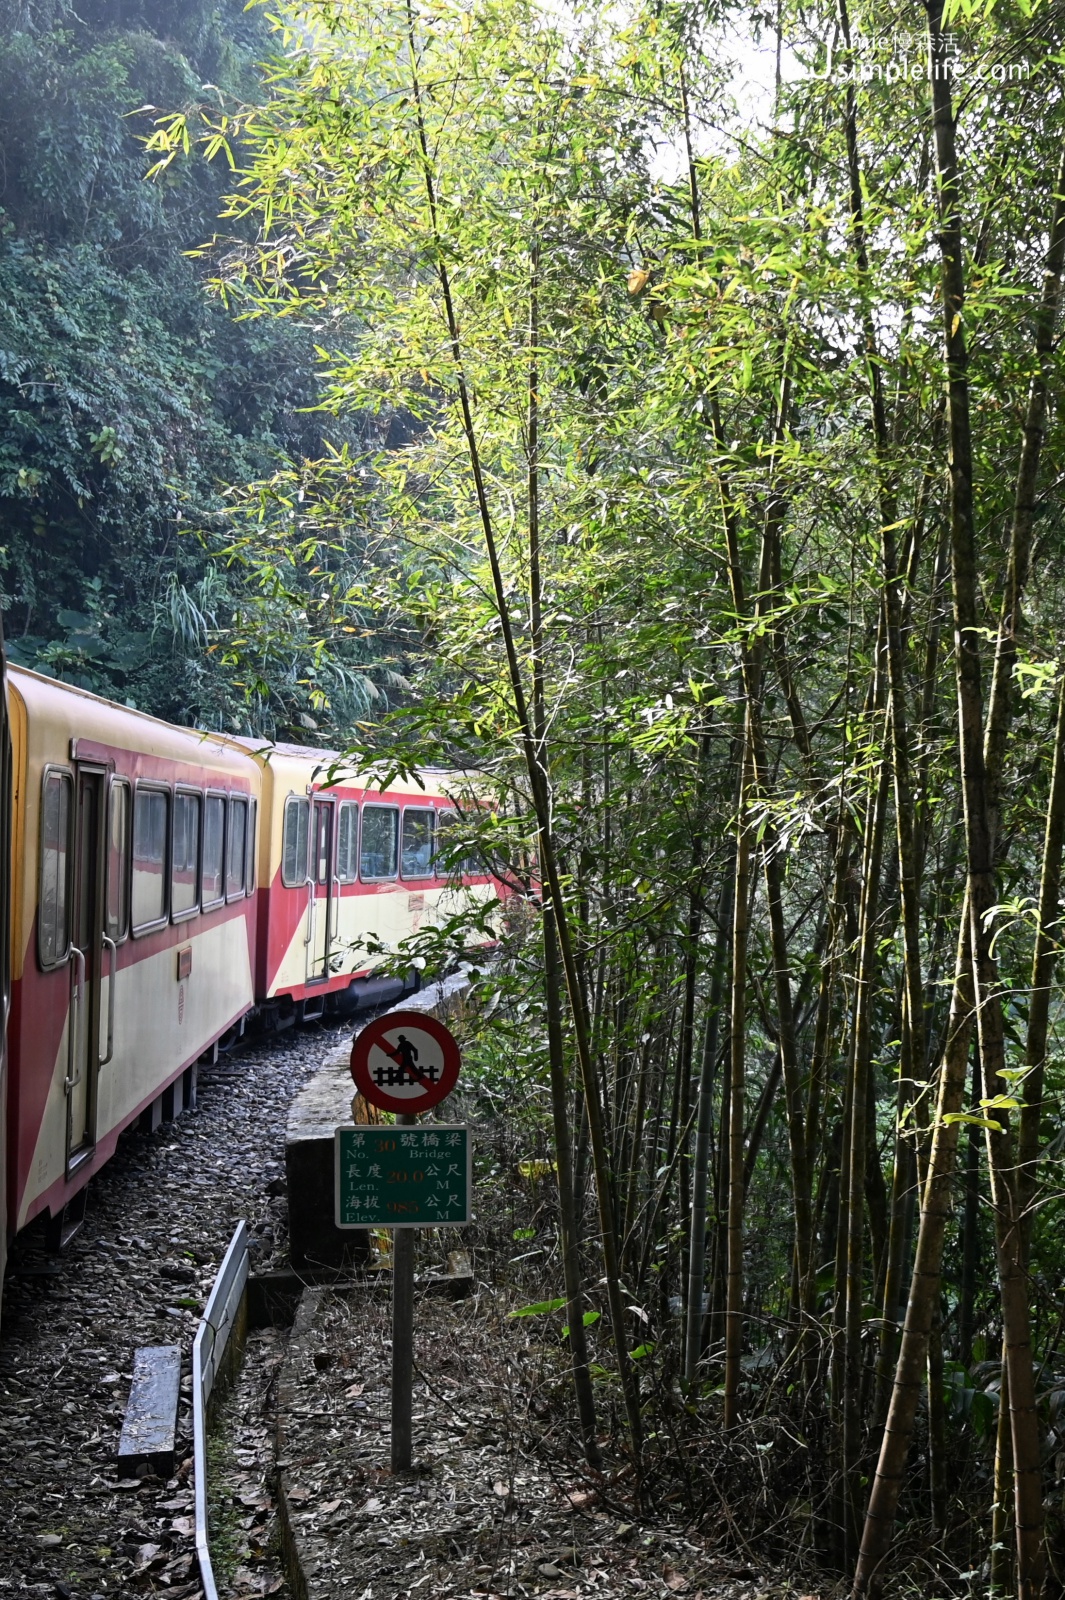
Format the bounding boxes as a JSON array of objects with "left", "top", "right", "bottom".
[
  {"left": 101, "top": 935, "right": 117, "bottom": 1066},
  {"left": 305, "top": 878, "right": 315, "bottom": 945},
  {"left": 64, "top": 947, "right": 86, "bottom": 1093}
]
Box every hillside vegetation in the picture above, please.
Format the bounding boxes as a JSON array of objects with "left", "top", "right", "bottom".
[
  {"left": 12, "top": 0, "right": 1065, "bottom": 1595},
  {"left": 0, "top": 0, "right": 389, "bottom": 734}
]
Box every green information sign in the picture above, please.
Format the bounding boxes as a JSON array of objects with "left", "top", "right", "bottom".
[{"left": 335, "top": 1124, "right": 471, "bottom": 1228}]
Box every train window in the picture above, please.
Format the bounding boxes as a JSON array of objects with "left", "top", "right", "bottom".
[
  {"left": 39, "top": 769, "right": 73, "bottom": 969},
  {"left": 435, "top": 810, "right": 477, "bottom": 878},
  {"left": 360, "top": 804, "right": 398, "bottom": 880},
  {"left": 401, "top": 809, "right": 435, "bottom": 878},
  {"left": 314, "top": 803, "right": 332, "bottom": 885},
  {"left": 434, "top": 812, "right": 479, "bottom": 876},
  {"left": 171, "top": 791, "right": 201, "bottom": 920},
  {"left": 227, "top": 796, "right": 248, "bottom": 900},
  {"left": 131, "top": 787, "right": 170, "bottom": 933},
  {"left": 282, "top": 797, "right": 310, "bottom": 887},
  {"left": 246, "top": 799, "right": 257, "bottom": 894},
  {"left": 105, "top": 778, "right": 131, "bottom": 942},
  {"left": 336, "top": 802, "right": 358, "bottom": 883},
  {"left": 202, "top": 794, "right": 225, "bottom": 908}
]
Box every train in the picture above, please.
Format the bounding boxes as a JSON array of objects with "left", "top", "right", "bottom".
[{"left": 0, "top": 656, "right": 500, "bottom": 1311}]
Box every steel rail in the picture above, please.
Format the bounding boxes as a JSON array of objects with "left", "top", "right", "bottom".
[{"left": 192, "top": 1220, "right": 250, "bottom": 1600}]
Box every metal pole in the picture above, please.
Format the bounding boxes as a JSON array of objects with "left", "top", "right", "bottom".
[{"left": 391, "top": 1111, "right": 416, "bottom": 1473}]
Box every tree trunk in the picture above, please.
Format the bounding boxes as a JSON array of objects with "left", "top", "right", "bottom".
[
  {"left": 1019, "top": 670, "right": 1065, "bottom": 1263},
  {"left": 528, "top": 245, "right": 600, "bottom": 1469},
  {"left": 853, "top": 920, "right": 976, "bottom": 1598},
  {"left": 957, "top": 1041, "right": 982, "bottom": 1373},
  {"left": 404, "top": 23, "right": 643, "bottom": 1457},
  {"left": 855, "top": 5, "right": 1049, "bottom": 1588},
  {"left": 544, "top": 903, "right": 602, "bottom": 1470},
  {"left": 842, "top": 718, "right": 890, "bottom": 1562},
  {"left": 685, "top": 837, "right": 736, "bottom": 1383},
  {"left": 723, "top": 719, "right": 754, "bottom": 1431},
  {"left": 677, "top": 735, "right": 711, "bottom": 1368},
  {"left": 873, "top": 1028, "right": 919, "bottom": 1422},
  {"left": 927, "top": 1300, "right": 948, "bottom": 1532},
  {"left": 992, "top": 1353, "right": 1014, "bottom": 1595}
]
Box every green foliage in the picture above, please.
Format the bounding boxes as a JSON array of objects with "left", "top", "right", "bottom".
[
  {"left": 0, "top": 0, "right": 379, "bottom": 733},
  {"left": 62, "top": 0, "right": 1065, "bottom": 1573},
  {"left": 507, "top": 1297, "right": 568, "bottom": 1318}
]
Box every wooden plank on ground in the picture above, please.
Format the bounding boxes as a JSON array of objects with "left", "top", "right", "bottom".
[{"left": 117, "top": 1345, "right": 181, "bottom": 1476}]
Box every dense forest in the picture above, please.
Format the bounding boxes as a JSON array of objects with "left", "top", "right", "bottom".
[
  {"left": 0, "top": 0, "right": 399, "bottom": 734},
  {"left": 11, "top": 0, "right": 1065, "bottom": 1595}
]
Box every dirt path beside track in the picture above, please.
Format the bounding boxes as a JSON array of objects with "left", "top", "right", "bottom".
[{"left": 273, "top": 1284, "right": 801, "bottom": 1600}]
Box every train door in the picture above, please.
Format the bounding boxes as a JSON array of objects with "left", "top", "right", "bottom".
[
  {"left": 307, "top": 797, "right": 335, "bottom": 983},
  {"left": 66, "top": 767, "right": 108, "bottom": 1171}
]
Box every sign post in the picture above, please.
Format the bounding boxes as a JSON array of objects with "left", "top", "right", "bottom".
[
  {"left": 391, "top": 1113, "right": 416, "bottom": 1473},
  {"left": 340, "top": 1011, "right": 467, "bottom": 1474}
]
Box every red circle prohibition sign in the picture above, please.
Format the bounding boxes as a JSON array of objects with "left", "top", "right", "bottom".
[{"left": 350, "top": 1010, "right": 462, "bottom": 1114}]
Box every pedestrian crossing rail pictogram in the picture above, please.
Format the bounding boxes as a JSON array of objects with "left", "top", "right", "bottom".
[{"left": 349, "top": 1010, "right": 461, "bottom": 1113}]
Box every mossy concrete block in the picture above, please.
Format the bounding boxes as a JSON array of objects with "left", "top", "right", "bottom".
[{"left": 285, "top": 1051, "right": 370, "bottom": 1272}]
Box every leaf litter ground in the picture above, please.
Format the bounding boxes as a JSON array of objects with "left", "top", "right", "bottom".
[{"left": 276, "top": 1284, "right": 808, "bottom": 1600}]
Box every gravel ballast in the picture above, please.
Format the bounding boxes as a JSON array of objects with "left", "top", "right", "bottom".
[
  {"left": 0, "top": 1015, "right": 814, "bottom": 1600},
  {"left": 0, "top": 1028, "right": 331, "bottom": 1599}
]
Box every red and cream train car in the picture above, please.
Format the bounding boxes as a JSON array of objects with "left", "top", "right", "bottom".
[
  {"left": 0, "top": 668, "right": 501, "bottom": 1265},
  {"left": 0, "top": 631, "right": 10, "bottom": 1311},
  {"left": 250, "top": 743, "right": 499, "bottom": 1021},
  {"left": 7, "top": 666, "right": 260, "bottom": 1244}
]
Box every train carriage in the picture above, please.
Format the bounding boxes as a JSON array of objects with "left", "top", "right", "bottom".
[
  {"left": 0, "top": 668, "right": 505, "bottom": 1275},
  {"left": 0, "top": 627, "right": 10, "bottom": 1312},
  {"left": 248, "top": 743, "right": 500, "bottom": 1021},
  {"left": 6, "top": 666, "right": 261, "bottom": 1242}
]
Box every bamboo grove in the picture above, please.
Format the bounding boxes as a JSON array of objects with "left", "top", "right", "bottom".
[{"left": 154, "top": 0, "right": 1065, "bottom": 1591}]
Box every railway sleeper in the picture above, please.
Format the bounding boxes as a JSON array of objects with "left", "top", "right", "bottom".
[{"left": 117, "top": 1343, "right": 182, "bottom": 1480}]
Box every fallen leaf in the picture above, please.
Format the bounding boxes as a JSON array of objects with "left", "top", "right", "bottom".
[{"left": 566, "top": 1489, "right": 598, "bottom": 1509}]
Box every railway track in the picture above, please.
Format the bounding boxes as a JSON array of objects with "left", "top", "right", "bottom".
[{"left": 0, "top": 1026, "right": 333, "bottom": 1600}]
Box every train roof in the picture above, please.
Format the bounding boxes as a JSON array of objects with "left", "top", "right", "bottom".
[
  {"left": 6, "top": 668, "right": 478, "bottom": 789},
  {"left": 10, "top": 663, "right": 236, "bottom": 735},
  {"left": 7, "top": 664, "right": 251, "bottom": 767},
  {"left": 229, "top": 735, "right": 459, "bottom": 783},
  {"left": 230, "top": 735, "right": 448, "bottom": 766}
]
